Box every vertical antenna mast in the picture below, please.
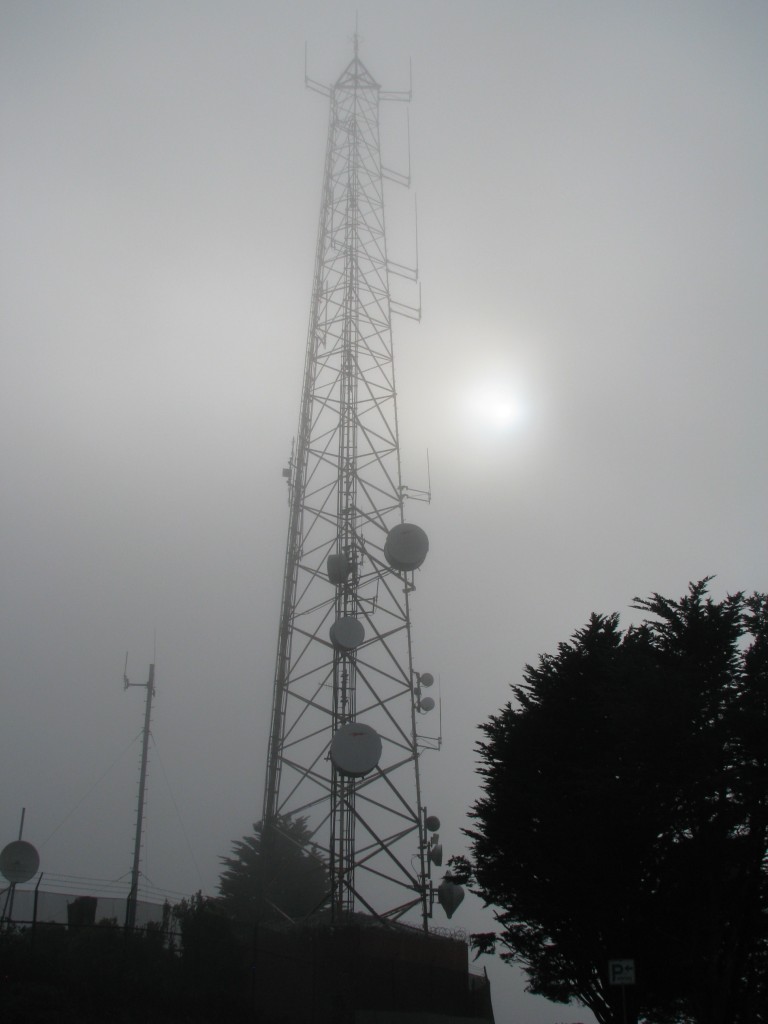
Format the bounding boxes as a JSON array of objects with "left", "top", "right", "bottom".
[
  {"left": 262, "top": 43, "right": 435, "bottom": 928},
  {"left": 124, "top": 659, "right": 155, "bottom": 932}
]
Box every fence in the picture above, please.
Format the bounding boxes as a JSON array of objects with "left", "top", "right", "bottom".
[{"left": 1, "top": 883, "right": 181, "bottom": 938}]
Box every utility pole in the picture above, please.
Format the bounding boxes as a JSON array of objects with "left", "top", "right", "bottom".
[{"left": 124, "top": 659, "right": 155, "bottom": 932}]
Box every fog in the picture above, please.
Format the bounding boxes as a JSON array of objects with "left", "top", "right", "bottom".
[{"left": 1, "top": 3, "right": 766, "bottom": 1021}]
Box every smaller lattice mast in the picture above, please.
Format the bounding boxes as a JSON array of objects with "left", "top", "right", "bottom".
[{"left": 123, "top": 657, "right": 155, "bottom": 931}]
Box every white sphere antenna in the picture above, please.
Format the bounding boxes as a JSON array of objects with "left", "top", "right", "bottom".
[{"left": 437, "top": 879, "right": 465, "bottom": 919}]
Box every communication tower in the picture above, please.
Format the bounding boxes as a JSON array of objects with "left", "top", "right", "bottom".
[
  {"left": 262, "top": 41, "right": 440, "bottom": 930},
  {"left": 123, "top": 657, "right": 155, "bottom": 932}
]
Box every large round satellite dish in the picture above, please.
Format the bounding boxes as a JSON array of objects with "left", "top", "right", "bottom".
[
  {"left": 425, "top": 815, "right": 441, "bottom": 832},
  {"left": 419, "top": 696, "right": 435, "bottom": 713},
  {"left": 0, "top": 840, "right": 40, "bottom": 884},
  {"left": 438, "top": 880, "right": 465, "bottom": 919},
  {"left": 384, "top": 523, "right": 429, "bottom": 572},
  {"left": 330, "top": 722, "right": 382, "bottom": 777},
  {"left": 330, "top": 616, "right": 365, "bottom": 650},
  {"left": 419, "top": 672, "right": 434, "bottom": 688}
]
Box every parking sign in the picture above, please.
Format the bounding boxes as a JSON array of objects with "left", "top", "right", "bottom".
[{"left": 608, "top": 959, "right": 636, "bottom": 985}]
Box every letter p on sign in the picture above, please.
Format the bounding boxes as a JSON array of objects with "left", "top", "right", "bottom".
[{"left": 608, "top": 959, "right": 636, "bottom": 985}]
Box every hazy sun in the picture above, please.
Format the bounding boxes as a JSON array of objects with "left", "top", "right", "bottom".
[{"left": 464, "top": 385, "right": 526, "bottom": 432}]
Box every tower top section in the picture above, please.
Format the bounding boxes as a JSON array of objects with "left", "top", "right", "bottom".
[
  {"left": 305, "top": 41, "right": 411, "bottom": 102},
  {"left": 335, "top": 53, "right": 380, "bottom": 92}
]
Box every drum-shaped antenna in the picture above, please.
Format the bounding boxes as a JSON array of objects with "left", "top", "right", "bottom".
[
  {"left": 330, "top": 722, "right": 382, "bottom": 778},
  {"left": 330, "top": 616, "right": 365, "bottom": 650},
  {"left": 384, "top": 523, "right": 429, "bottom": 571}
]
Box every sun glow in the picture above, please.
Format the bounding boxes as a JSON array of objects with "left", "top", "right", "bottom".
[{"left": 464, "top": 384, "right": 527, "bottom": 433}]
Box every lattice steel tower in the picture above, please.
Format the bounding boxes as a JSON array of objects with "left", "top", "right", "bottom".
[{"left": 262, "top": 42, "right": 439, "bottom": 930}]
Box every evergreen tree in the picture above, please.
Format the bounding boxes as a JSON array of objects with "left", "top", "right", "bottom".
[
  {"left": 454, "top": 581, "right": 768, "bottom": 1024},
  {"left": 218, "top": 815, "right": 329, "bottom": 924}
]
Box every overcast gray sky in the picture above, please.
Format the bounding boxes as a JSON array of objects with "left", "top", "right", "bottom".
[{"left": 2, "top": 2, "right": 766, "bottom": 1021}]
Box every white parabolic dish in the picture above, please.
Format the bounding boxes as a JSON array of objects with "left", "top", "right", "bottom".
[
  {"left": 0, "top": 839, "right": 40, "bottom": 884},
  {"left": 330, "top": 722, "right": 382, "bottom": 777}
]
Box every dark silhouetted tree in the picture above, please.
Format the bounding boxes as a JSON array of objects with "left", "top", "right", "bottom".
[
  {"left": 453, "top": 581, "right": 768, "bottom": 1024},
  {"left": 173, "top": 891, "right": 250, "bottom": 1018},
  {"left": 218, "top": 815, "right": 329, "bottom": 924}
]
